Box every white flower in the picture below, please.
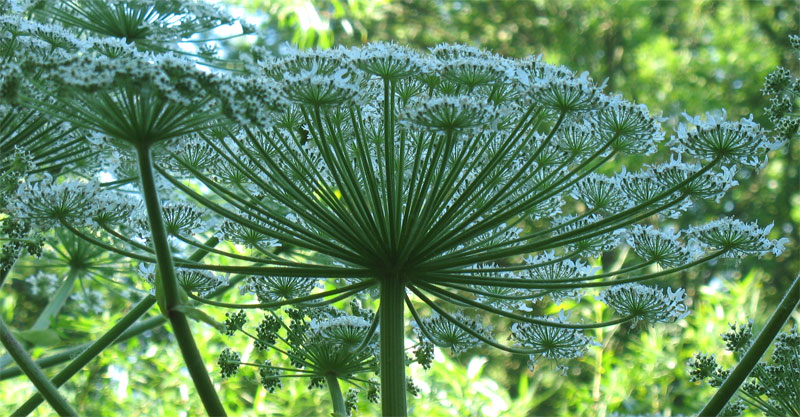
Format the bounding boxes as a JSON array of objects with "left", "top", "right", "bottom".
[
  {"left": 413, "top": 312, "right": 490, "bottom": 355},
  {"left": 523, "top": 252, "right": 592, "bottom": 304},
  {"left": 400, "top": 94, "right": 500, "bottom": 132},
  {"left": 528, "top": 68, "right": 605, "bottom": 112},
  {"left": 626, "top": 224, "right": 691, "bottom": 268},
  {"left": 596, "top": 95, "right": 665, "bottom": 155},
  {"left": 597, "top": 283, "right": 689, "bottom": 325},
  {"left": 510, "top": 312, "right": 595, "bottom": 369},
  {"left": 25, "top": 271, "right": 60, "bottom": 297},
  {"left": 177, "top": 269, "right": 226, "bottom": 296},
  {"left": 350, "top": 42, "right": 426, "bottom": 80},
  {"left": 308, "top": 314, "right": 372, "bottom": 347},
  {"left": 69, "top": 289, "right": 105, "bottom": 314},
  {"left": 240, "top": 276, "right": 318, "bottom": 306},
  {"left": 689, "top": 217, "right": 787, "bottom": 258},
  {"left": 648, "top": 154, "right": 739, "bottom": 203},
  {"left": 670, "top": 111, "right": 779, "bottom": 169},
  {"left": 134, "top": 202, "right": 208, "bottom": 238},
  {"left": 570, "top": 173, "right": 627, "bottom": 213},
  {"left": 10, "top": 175, "right": 100, "bottom": 229},
  {"left": 551, "top": 214, "right": 622, "bottom": 256},
  {"left": 280, "top": 67, "right": 362, "bottom": 107}
]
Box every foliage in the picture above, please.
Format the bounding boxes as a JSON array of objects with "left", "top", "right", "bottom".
[{"left": 0, "top": 0, "right": 795, "bottom": 416}]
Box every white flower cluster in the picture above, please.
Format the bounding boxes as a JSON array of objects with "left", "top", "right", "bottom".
[
  {"left": 400, "top": 95, "right": 500, "bottom": 132},
  {"left": 523, "top": 252, "right": 593, "bottom": 303},
  {"left": 216, "top": 217, "right": 281, "bottom": 249},
  {"left": 413, "top": 312, "right": 490, "bottom": 355},
  {"left": 626, "top": 225, "right": 694, "bottom": 268},
  {"left": 24, "top": 271, "right": 60, "bottom": 298},
  {"left": 528, "top": 68, "right": 605, "bottom": 112},
  {"left": 176, "top": 269, "right": 226, "bottom": 296},
  {"left": 10, "top": 176, "right": 100, "bottom": 229},
  {"left": 570, "top": 173, "right": 627, "bottom": 213},
  {"left": 597, "top": 283, "right": 689, "bottom": 325},
  {"left": 239, "top": 276, "right": 319, "bottom": 305},
  {"left": 280, "top": 67, "right": 362, "bottom": 107},
  {"left": 307, "top": 314, "right": 373, "bottom": 348},
  {"left": 647, "top": 155, "right": 739, "bottom": 203},
  {"left": 689, "top": 217, "right": 788, "bottom": 258},
  {"left": 551, "top": 214, "right": 622, "bottom": 256},
  {"left": 510, "top": 312, "right": 595, "bottom": 369},
  {"left": 0, "top": 15, "right": 86, "bottom": 63},
  {"left": 465, "top": 263, "right": 536, "bottom": 311},
  {"left": 69, "top": 288, "right": 106, "bottom": 315},
  {"left": 597, "top": 95, "right": 666, "bottom": 155},
  {"left": 46, "top": 0, "right": 238, "bottom": 45},
  {"left": 670, "top": 110, "right": 782, "bottom": 169},
  {"left": 349, "top": 42, "right": 427, "bottom": 80},
  {"left": 134, "top": 201, "right": 209, "bottom": 238},
  {"left": 91, "top": 190, "right": 141, "bottom": 228}
]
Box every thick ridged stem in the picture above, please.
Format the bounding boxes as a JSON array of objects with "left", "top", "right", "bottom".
[
  {"left": 699, "top": 271, "right": 800, "bottom": 416},
  {"left": 13, "top": 295, "right": 156, "bottom": 415},
  {"left": 325, "top": 374, "right": 347, "bottom": 417},
  {"left": 380, "top": 275, "right": 407, "bottom": 417},
  {"left": 0, "top": 317, "right": 77, "bottom": 416},
  {"left": 136, "top": 146, "right": 226, "bottom": 416}
]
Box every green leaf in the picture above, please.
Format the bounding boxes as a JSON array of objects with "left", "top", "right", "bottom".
[
  {"left": 15, "top": 329, "right": 61, "bottom": 347},
  {"left": 173, "top": 305, "right": 225, "bottom": 332}
]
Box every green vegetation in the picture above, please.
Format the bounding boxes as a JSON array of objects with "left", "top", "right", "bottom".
[{"left": 0, "top": 1, "right": 797, "bottom": 416}]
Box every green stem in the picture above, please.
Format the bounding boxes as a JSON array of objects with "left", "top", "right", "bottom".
[
  {"left": 0, "top": 317, "right": 78, "bottom": 416},
  {"left": 326, "top": 374, "right": 347, "bottom": 417},
  {"left": 30, "top": 270, "right": 80, "bottom": 331},
  {"left": 380, "top": 275, "right": 407, "bottom": 417},
  {"left": 0, "top": 316, "right": 166, "bottom": 381},
  {"left": 699, "top": 271, "right": 800, "bottom": 416},
  {"left": 135, "top": 146, "right": 226, "bottom": 416},
  {"left": 12, "top": 295, "right": 156, "bottom": 416},
  {"left": 1, "top": 237, "right": 219, "bottom": 381}
]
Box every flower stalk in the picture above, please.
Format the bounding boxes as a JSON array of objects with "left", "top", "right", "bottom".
[
  {"left": 135, "top": 145, "right": 226, "bottom": 417},
  {"left": 0, "top": 317, "right": 78, "bottom": 416},
  {"left": 325, "top": 374, "right": 347, "bottom": 417},
  {"left": 380, "top": 274, "right": 407, "bottom": 417},
  {"left": 699, "top": 271, "right": 800, "bottom": 416}
]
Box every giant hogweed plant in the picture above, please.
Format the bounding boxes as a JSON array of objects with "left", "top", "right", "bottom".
[{"left": 0, "top": 1, "right": 790, "bottom": 416}]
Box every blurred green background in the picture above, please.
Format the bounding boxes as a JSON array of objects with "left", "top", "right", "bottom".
[{"left": 1, "top": 1, "right": 799, "bottom": 416}]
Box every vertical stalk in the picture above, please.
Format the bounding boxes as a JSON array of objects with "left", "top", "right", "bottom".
[
  {"left": 135, "top": 146, "right": 227, "bottom": 416},
  {"left": 380, "top": 275, "right": 407, "bottom": 417},
  {"left": 0, "top": 317, "right": 78, "bottom": 416},
  {"left": 699, "top": 271, "right": 800, "bottom": 416},
  {"left": 325, "top": 374, "right": 347, "bottom": 417}
]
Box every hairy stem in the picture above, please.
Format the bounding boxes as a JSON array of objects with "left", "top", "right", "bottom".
[
  {"left": 380, "top": 274, "right": 407, "bottom": 417},
  {"left": 699, "top": 271, "right": 800, "bottom": 416},
  {"left": 0, "top": 317, "right": 77, "bottom": 416},
  {"left": 136, "top": 146, "right": 226, "bottom": 416}
]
